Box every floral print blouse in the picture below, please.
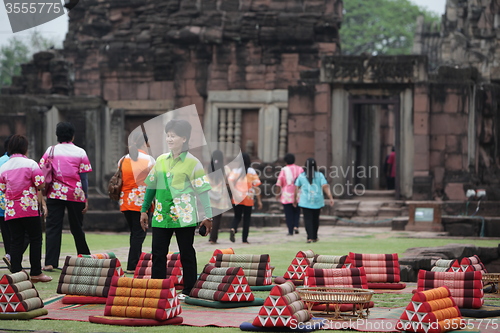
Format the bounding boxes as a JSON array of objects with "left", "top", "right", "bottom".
[
  {"left": 276, "top": 164, "right": 303, "bottom": 204},
  {"left": 141, "top": 151, "right": 211, "bottom": 228},
  {"left": 39, "top": 142, "right": 92, "bottom": 202},
  {"left": 118, "top": 150, "right": 155, "bottom": 212},
  {"left": 0, "top": 154, "right": 44, "bottom": 221}
]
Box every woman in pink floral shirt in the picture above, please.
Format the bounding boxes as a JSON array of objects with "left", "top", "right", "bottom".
[
  {"left": 39, "top": 122, "right": 92, "bottom": 271},
  {"left": 276, "top": 153, "right": 303, "bottom": 236},
  {"left": 0, "top": 135, "right": 51, "bottom": 282}
]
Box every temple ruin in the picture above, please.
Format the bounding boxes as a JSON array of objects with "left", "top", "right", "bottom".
[{"left": 0, "top": 0, "right": 499, "bottom": 234}]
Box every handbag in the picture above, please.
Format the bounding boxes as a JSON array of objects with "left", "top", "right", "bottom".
[
  {"left": 108, "top": 157, "right": 125, "bottom": 201},
  {"left": 41, "top": 145, "right": 55, "bottom": 187}
]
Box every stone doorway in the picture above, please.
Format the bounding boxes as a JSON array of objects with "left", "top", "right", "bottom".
[
  {"left": 240, "top": 108, "right": 260, "bottom": 160},
  {"left": 347, "top": 96, "right": 400, "bottom": 197}
]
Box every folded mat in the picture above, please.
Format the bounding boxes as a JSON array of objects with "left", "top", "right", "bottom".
[
  {"left": 184, "top": 296, "right": 264, "bottom": 308},
  {"left": 89, "top": 315, "right": 183, "bottom": 326}
]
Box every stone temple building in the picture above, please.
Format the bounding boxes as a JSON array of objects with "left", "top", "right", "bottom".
[{"left": 0, "top": 0, "right": 499, "bottom": 232}]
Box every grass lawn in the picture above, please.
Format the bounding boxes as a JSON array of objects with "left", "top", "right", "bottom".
[{"left": 0, "top": 227, "right": 498, "bottom": 332}]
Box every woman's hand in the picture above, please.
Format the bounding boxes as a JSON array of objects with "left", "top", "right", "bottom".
[
  {"left": 38, "top": 201, "right": 47, "bottom": 220},
  {"left": 82, "top": 201, "right": 88, "bottom": 214},
  {"left": 257, "top": 200, "right": 263, "bottom": 210},
  {"left": 140, "top": 212, "right": 149, "bottom": 231},
  {"left": 200, "top": 218, "right": 212, "bottom": 236},
  {"left": 328, "top": 198, "right": 334, "bottom": 207}
]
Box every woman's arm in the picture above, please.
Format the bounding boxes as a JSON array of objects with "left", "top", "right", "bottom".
[
  {"left": 255, "top": 187, "right": 263, "bottom": 210},
  {"left": 322, "top": 184, "right": 334, "bottom": 207},
  {"left": 293, "top": 186, "right": 300, "bottom": 207},
  {"left": 198, "top": 191, "right": 213, "bottom": 236},
  {"left": 79, "top": 173, "right": 89, "bottom": 214},
  {"left": 140, "top": 188, "right": 156, "bottom": 231},
  {"left": 37, "top": 185, "right": 47, "bottom": 218}
]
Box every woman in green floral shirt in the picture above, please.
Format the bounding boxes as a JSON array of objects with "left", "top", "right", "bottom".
[{"left": 140, "top": 119, "right": 213, "bottom": 298}]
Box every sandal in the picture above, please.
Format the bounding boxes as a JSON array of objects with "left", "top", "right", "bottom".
[
  {"left": 229, "top": 229, "right": 235, "bottom": 243},
  {"left": 42, "top": 265, "right": 54, "bottom": 272},
  {"left": 177, "top": 293, "right": 188, "bottom": 300},
  {"left": 2, "top": 255, "right": 11, "bottom": 272},
  {"left": 31, "top": 273, "right": 53, "bottom": 283}
]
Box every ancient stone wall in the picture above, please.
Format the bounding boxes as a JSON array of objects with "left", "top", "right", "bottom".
[
  {"left": 415, "top": 0, "right": 500, "bottom": 81},
  {"left": 62, "top": 0, "right": 342, "bottom": 116}
]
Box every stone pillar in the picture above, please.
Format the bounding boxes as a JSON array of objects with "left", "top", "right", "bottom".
[
  {"left": 258, "top": 105, "right": 280, "bottom": 163},
  {"left": 331, "top": 88, "right": 349, "bottom": 189},
  {"left": 226, "top": 109, "right": 235, "bottom": 158},
  {"left": 218, "top": 108, "right": 227, "bottom": 154},
  {"left": 400, "top": 88, "right": 415, "bottom": 199},
  {"left": 234, "top": 108, "right": 242, "bottom": 158},
  {"left": 279, "top": 108, "right": 288, "bottom": 159}
]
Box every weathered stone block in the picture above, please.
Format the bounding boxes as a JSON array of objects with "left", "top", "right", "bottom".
[
  {"left": 431, "top": 135, "right": 446, "bottom": 151},
  {"left": 443, "top": 94, "right": 464, "bottom": 113},
  {"left": 444, "top": 182, "right": 466, "bottom": 200},
  {"left": 119, "top": 81, "right": 138, "bottom": 100},
  {"left": 444, "top": 153, "right": 464, "bottom": 171},
  {"left": 103, "top": 82, "right": 119, "bottom": 101},
  {"left": 445, "top": 135, "right": 460, "bottom": 153},
  {"left": 414, "top": 152, "right": 429, "bottom": 171},
  {"left": 414, "top": 135, "right": 429, "bottom": 154},
  {"left": 414, "top": 112, "right": 429, "bottom": 135},
  {"left": 430, "top": 114, "right": 468, "bottom": 135}
]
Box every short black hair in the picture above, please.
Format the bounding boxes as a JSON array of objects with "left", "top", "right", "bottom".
[
  {"left": 7, "top": 134, "right": 28, "bottom": 155},
  {"left": 284, "top": 153, "right": 295, "bottom": 165},
  {"left": 56, "top": 122, "right": 75, "bottom": 143},
  {"left": 164, "top": 119, "right": 191, "bottom": 151}
]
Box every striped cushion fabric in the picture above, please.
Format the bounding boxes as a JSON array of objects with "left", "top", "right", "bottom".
[
  {"left": 215, "top": 254, "right": 272, "bottom": 286},
  {"left": 0, "top": 271, "right": 43, "bottom": 312},
  {"left": 283, "top": 250, "right": 315, "bottom": 282},
  {"left": 304, "top": 267, "right": 368, "bottom": 288},
  {"left": 431, "top": 259, "right": 460, "bottom": 272},
  {"left": 189, "top": 265, "right": 254, "bottom": 302},
  {"left": 348, "top": 252, "right": 401, "bottom": 283},
  {"left": 209, "top": 248, "right": 235, "bottom": 264},
  {"left": 460, "top": 255, "right": 487, "bottom": 273},
  {"left": 253, "top": 281, "right": 311, "bottom": 327},
  {"left": 133, "top": 252, "right": 183, "bottom": 289},
  {"left": 105, "top": 276, "right": 181, "bottom": 321},
  {"left": 311, "top": 255, "right": 352, "bottom": 269},
  {"left": 57, "top": 256, "right": 124, "bottom": 297},
  {"left": 397, "top": 286, "right": 464, "bottom": 333},
  {"left": 417, "top": 270, "right": 484, "bottom": 309}
]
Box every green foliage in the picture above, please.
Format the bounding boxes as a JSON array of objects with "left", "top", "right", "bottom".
[
  {"left": 0, "top": 30, "right": 60, "bottom": 87},
  {"left": 340, "top": 0, "right": 441, "bottom": 55},
  {"left": 0, "top": 37, "right": 29, "bottom": 87}
]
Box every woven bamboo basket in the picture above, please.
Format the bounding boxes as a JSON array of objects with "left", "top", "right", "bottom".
[
  {"left": 297, "top": 287, "right": 374, "bottom": 304},
  {"left": 482, "top": 273, "right": 500, "bottom": 283}
]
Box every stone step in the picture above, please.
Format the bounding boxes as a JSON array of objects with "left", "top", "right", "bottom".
[
  {"left": 78, "top": 210, "right": 127, "bottom": 232},
  {"left": 87, "top": 194, "right": 119, "bottom": 211},
  {"left": 381, "top": 201, "right": 405, "bottom": 208},
  {"left": 335, "top": 200, "right": 361, "bottom": 206},
  {"left": 377, "top": 207, "right": 402, "bottom": 218},
  {"left": 355, "top": 190, "right": 396, "bottom": 201},
  {"left": 334, "top": 206, "right": 358, "bottom": 218}
]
